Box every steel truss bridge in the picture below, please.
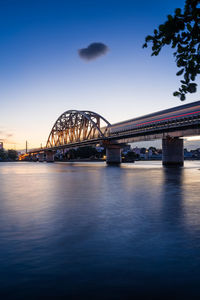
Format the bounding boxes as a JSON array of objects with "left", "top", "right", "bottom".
[
  {"left": 46, "top": 110, "right": 111, "bottom": 150},
  {"left": 27, "top": 101, "right": 200, "bottom": 165}
]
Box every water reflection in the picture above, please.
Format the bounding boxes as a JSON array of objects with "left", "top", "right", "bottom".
[
  {"left": 162, "top": 167, "right": 184, "bottom": 222},
  {"left": 0, "top": 162, "right": 200, "bottom": 299}
]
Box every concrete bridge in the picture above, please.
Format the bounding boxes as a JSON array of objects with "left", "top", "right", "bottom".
[{"left": 27, "top": 101, "right": 200, "bottom": 166}]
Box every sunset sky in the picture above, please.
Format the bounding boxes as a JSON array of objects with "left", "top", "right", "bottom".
[{"left": 0, "top": 0, "right": 200, "bottom": 150}]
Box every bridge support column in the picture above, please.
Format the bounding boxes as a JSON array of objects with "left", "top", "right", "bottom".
[
  {"left": 46, "top": 151, "right": 54, "bottom": 163},
  {"left": 162, "top": 137, "right": 184, "bottom": 167},
  {"left": 106, "top": 144, "right": 122, "bottom": 165},
  {"left": 38, "top": 152, "right": 45, "bottom": 162}
]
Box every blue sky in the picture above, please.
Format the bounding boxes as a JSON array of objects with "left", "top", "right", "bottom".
[{"left": 0, "top": 0, "right": 199, "bottom": 149}]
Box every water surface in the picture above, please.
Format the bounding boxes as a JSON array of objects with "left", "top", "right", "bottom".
[{"left": 0, "top": 161, "right": 200, "bottom": 299}]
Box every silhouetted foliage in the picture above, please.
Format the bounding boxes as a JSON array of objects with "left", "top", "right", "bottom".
[
  {"left": 149, "top": 146, "right": 157, "bottom": 153},
  {"left": 64, "top": 146, "right": 100, "bottom": 160},
  {"left": 67, "top": 149, "right": 77, "bottom": 160},
  {"left": 7, "top": 150, "right": 18, "bottom": 160},
  {"left": 0, "top": 149, "right": 18, "bottom": 161},
  {"left": 76, "top": 146, "right": 98, "bottom": 158},
  {"left": 140, "top": 147, "right": 147, "bottom": 154},
  {"left": 0, "top": 149, "right": 8, "bottom": 161},
  {"left": 143, "top": 0, "right": 200, "bottom": 100},
  {"left": 124, "top": 151, "right": 138, "bottom": 161}
]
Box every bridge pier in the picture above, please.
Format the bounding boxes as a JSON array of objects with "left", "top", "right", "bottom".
[
  {"left": 106, "top": 144, "right": 122, "bottom": 165},
  {"left": 46, "top": 151, "right": 54, "bottom": 163},
  {"left": 38, "top": 152, "right": 45, "bottom": 162},
  {"left": 162, "top": 137, "right": 184, "bottom": 167}
]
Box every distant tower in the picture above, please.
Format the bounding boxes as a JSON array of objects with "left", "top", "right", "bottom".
[
  {"left": 0, "top": 142, "right": 3, "bottom": 150},
  {"left": 26, "top": 141, "right": 28, "bottom": 154}
]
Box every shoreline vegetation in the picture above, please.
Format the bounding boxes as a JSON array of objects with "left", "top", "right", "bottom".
[
  {"left": 0, "top": 149, "right": 18, "bottom": 162},
  {"left": 1, "top": 146, "right": 200, "bottom": 162},
  {"left": 2, "top": 157, "right": 200, "bottom": 163}
]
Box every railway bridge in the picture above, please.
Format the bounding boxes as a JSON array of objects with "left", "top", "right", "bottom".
[{"left": 26, "top": 101, "right": 200, "bottom": 166}]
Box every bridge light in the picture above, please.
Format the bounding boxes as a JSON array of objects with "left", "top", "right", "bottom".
[{"left": 186, "top": 136, "right": 200, "bottom": 141}]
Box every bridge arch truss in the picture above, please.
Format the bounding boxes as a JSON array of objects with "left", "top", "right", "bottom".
[{"left": 46, "top": 110, "right": 110, "bottom": 148}]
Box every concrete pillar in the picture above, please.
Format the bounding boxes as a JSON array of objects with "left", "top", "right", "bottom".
[
  {"left": 46, "top": 151, "right": 54, "bottom": 163},
  {"left": 162, "top": 137, "right": 184, "bottom": 167},
  {"left": 38, "top": 152, "right": 45, "bottom": 162},
  {"left": 106, "top": 145, "right": 122, "bottom": 165}
]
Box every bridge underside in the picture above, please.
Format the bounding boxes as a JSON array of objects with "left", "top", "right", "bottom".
[
  {"left": 106, "top": 126, "right": 200, "bottom": 166},
  {"left": 108, "top": 126, "right": 200, "bottom": 144}
]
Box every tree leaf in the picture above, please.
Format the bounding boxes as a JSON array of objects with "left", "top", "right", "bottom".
[
  {"left": 188, "top": 83, "right": 197, "bottom": 93},
  {"left": 176, "top": 68, "right": 184, "bottom": 76},
  {"left": 187, "top": 23, "right": 192, "bottom": 32},
  {"left": 175, "top": 8, "right": 181, "bottom": 16},
  {"left": 180, "top": 94, "right": 185, "bottom": 101}
]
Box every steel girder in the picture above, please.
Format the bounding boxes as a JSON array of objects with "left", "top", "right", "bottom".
[{"left": 46, "top": 110, "right": 110, "bottom": 148}]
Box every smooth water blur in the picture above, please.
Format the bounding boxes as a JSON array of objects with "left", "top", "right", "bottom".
[{"left": 0, "top": 161, "right": 200, "bottom": 299}]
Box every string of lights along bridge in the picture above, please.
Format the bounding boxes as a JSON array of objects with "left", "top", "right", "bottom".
[{"left": 22, "top": 101, "right": 200, "bottom": 166}]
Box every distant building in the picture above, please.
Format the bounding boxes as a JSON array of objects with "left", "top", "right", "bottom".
[{"left": 0, "top": 142, "right": 3, "bottom": 150}]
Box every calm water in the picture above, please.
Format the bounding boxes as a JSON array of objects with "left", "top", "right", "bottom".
[{"left": 0, "top": 161, "right": 200, "bottom": 299}]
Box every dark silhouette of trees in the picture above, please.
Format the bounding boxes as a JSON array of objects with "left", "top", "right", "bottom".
[
  {"left": 62, "top": 146, "right": 100, "bottom": 160},
  {"left": 0, "top": 149, "right": 8, "bottom": 161},
  {"left": 76, "top": 146, "right": 98, "bottom": 159},
  {"left": 124, "top": 151, "right": 138, "bottom": 161},
  {"left": 0, "top": 149, "right": 18, "bottom": 161},
  {"left": 7, "top": 150, "right": 18, "bottom": 160},
  {"left": 143, "top": 0, "right": 200, "bottom": 100}
]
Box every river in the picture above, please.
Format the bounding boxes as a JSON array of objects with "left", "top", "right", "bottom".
[{"left": 0, "top": 161, "right": 200, "bottom": 299}]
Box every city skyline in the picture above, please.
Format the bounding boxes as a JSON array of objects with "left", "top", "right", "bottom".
[{"left": 1, "top": 0, "right": 200, "bottom": 149}]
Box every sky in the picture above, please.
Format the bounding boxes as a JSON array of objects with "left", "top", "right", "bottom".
[{"left": 0, "top": 0, "right": 200, "bottom": 150}]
